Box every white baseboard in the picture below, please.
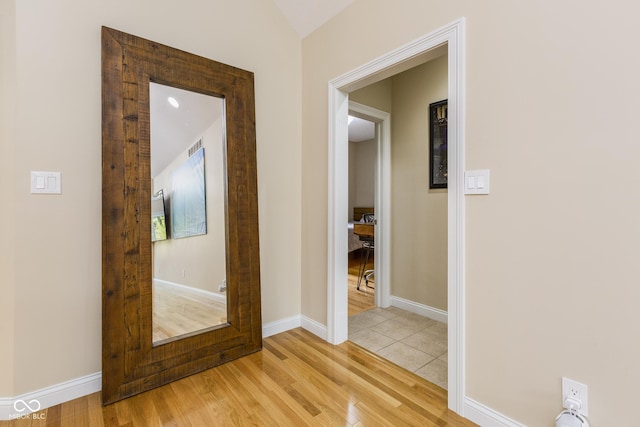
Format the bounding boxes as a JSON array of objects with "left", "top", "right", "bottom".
[
  {"left": 464, "top": 397, "right": 526, "bottom": 427},
  {"left": 153, "top": 279, "right": 226, "bottom": 303},
  {"left": 262, "top": 315, "right": 301, "bottom": 338},
  {"left": 262, "top": 315, "right": 327, "bottom": 341},
  {"left": 0, "top": 399, "right": 11, "bottom": 421},
  {"left": 0, "top": 372, "right": 101, "bottom": 421},
  {"left": 390, "top": 296, "right": 448, "bottom": 324},
  {"left": 301, "top": 316, "right": 328, "bottom": 340}
]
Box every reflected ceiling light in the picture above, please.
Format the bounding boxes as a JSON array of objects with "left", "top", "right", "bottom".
[{"left": 168, "top": 96, "right": 180, "bottom": 108}]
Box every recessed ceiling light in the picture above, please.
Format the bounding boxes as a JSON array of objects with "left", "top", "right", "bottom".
[{"left": 168, "top": 96, "right": 180, "bottom": 108}]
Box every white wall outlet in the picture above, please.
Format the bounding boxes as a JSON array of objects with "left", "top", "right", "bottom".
[
  {"left": 562, "top": 377, "right": 588, "bottom": 416},
  {"left": 218, "top": 280, "right": 227, "bottom": 292}
]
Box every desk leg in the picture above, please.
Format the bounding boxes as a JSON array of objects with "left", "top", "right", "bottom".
[{"left": 357, "top": 244, "right": 372, "bottom": 291}]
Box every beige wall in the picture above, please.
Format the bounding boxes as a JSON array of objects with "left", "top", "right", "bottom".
[
  {"left": 0, "top": 0, "right": 16, "bottom": 397},
  {"left": 4, "top": 0, "right": 301, "bottom": 397},
  {"left": 302, "top": 0, "right": 640, "bottom": 425},
  {"left": 390, "top": 57, "right": 448, "bottom": 310},
  {"left": 5, "top": 0, "right": 640, "bottom": 424},
  {"left": 348, "top": 138, "right": 375, "bottom": 219},
  {"left": 350, "top": 78, "right": 392, "bottom": 113}
]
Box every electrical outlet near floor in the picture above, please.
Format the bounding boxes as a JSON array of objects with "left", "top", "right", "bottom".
[{"left": 562, "top": 377, "right": 588, "bottom": 416}]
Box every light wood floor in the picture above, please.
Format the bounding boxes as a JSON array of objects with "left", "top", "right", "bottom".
[
  {"left": 348, "top": 250, "right": 376, "bottom": 316},
  {"left": 0, "top": 329, "right": 476, "bottom": 427},
  {"left": 153, "top": 281, "right": 227, "bottom": 343}
]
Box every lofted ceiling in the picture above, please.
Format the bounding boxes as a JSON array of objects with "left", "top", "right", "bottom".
[{"left": 273, "top": 0, "right": 355, "bottom": 38}]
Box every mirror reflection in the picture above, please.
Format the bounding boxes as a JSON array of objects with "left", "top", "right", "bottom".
[{"left": 150, "top": 82, "right": 228, "bottom": 344}]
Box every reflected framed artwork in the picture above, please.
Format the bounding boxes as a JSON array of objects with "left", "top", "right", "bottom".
[{"left": 172, "top": 147, "right": 207, "bottom": 239}]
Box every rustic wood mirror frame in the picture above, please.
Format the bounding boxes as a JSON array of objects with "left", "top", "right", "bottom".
[{"left": 101, "top": 27, "right": 261, "bottom": 405}]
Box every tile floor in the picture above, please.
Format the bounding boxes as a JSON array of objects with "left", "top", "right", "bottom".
[{"left": 348, "top": 306, "right": 448, "bottom": 389}]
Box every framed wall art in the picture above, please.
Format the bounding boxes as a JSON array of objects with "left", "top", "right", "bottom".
[{"left": 429, "top": 99, "right": 448, "bottom": 189}]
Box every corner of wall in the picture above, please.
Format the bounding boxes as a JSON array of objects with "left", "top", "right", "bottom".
[{"left": 0, "top": 0, "right": 17, "bottom": 398}]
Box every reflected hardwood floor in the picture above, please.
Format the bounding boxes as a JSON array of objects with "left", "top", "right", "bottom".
[
  {"left": 153, "top": 281, "right": 227, "bottom": 342},
  {"left": 0, "top": 329, "right": 476, "bottom": 426}
]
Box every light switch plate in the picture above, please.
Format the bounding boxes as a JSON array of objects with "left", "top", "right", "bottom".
[
  {"left": 31, "top": 171, "right": 61, "bottom": 194},
  {"left": 464, "top": 169, "right": 490, "bottom": 194}
]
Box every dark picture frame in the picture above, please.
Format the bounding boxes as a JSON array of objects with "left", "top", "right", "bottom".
[
  {"left": 151, "top": 189, "right": 168, "bottom": 242},
  {"left": 429, "top": 99, "right": 448, "bottom": 189}
]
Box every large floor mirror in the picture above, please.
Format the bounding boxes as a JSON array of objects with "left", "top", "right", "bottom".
[{"left": 101, "top": 27, "right": 261, "bottom": 405}]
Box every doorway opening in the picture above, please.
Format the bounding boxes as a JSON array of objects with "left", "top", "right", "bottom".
[
  {"left": 346, "top": 53, "right": 450, "bottom": 389},
  {"left": 347, "top": 102, "right": 391, "bottom": 314},
  {"left": 327, "top": 19, "right": 466, "bottom": 412}
]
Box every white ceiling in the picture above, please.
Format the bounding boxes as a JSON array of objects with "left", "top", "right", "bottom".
[
  {"left": 273, "top": 0, "right": 355, "bottom": 38},
  {"left": 150, "top": 83, "right": 223, "bottom": 178},
  {"left": 349, "top": 116, "right": 375, "bottom": 142}
]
